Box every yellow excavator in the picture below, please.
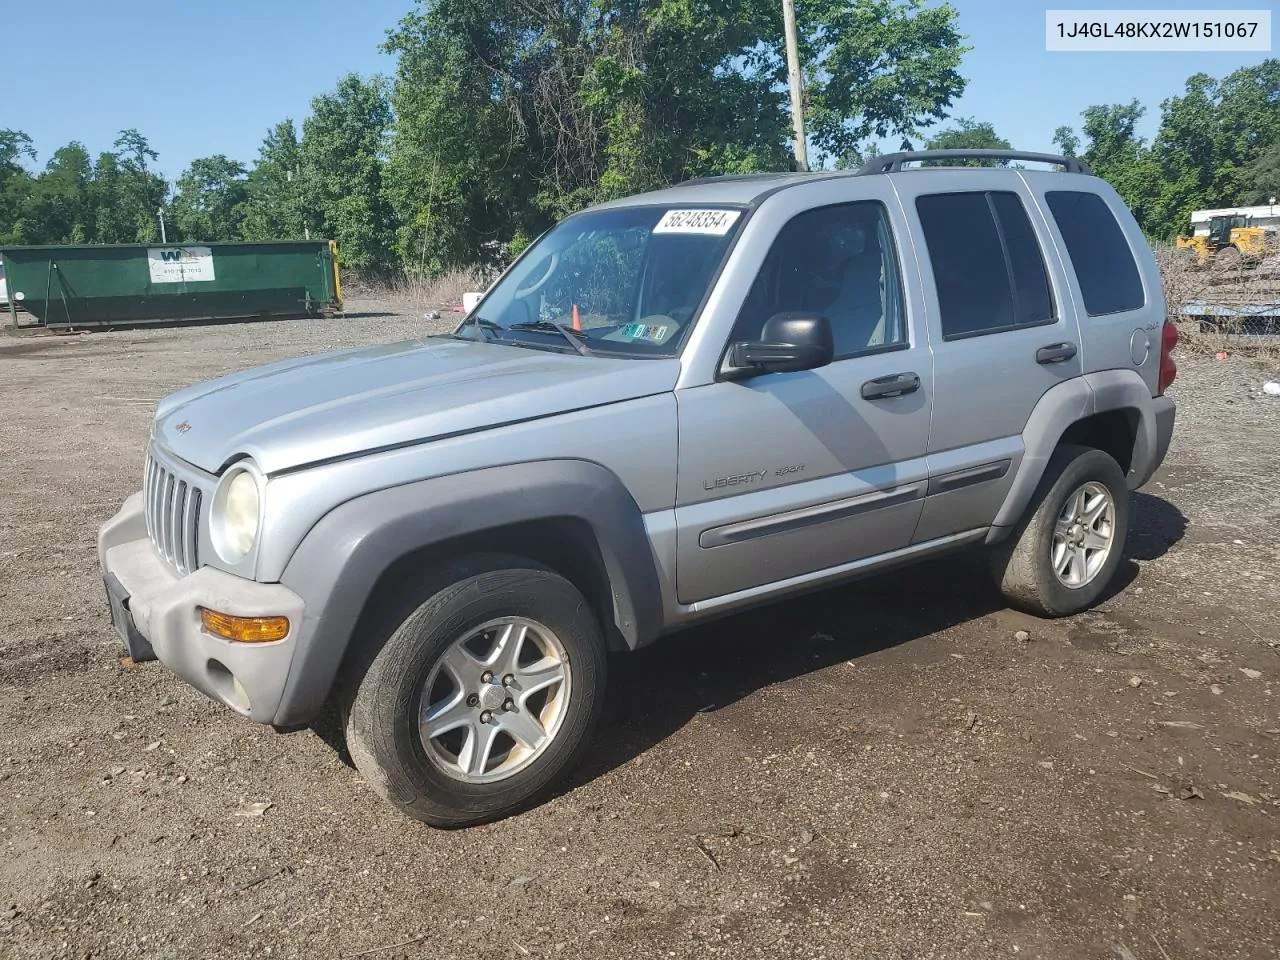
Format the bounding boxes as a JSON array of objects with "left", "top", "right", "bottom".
[{"left": 1176, "top": 214, "right": 1273, "bottom": 267}]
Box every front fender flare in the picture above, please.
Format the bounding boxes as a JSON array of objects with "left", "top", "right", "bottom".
[{"left": 271, "top": 460, "right": 664, "bottom": 726}]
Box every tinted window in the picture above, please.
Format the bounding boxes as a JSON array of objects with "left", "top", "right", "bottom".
[
  {"left": 992, "top": 193, "right": 1054, "bottom": 326},
  {"left": 916, "top": 191, "right": 1056, "bottom": 339},
  {"left": 1045, "top": 191, "right": 1145, "bottom": 315},
  {"left": 734, "top": 201, "right": 906, "bottom": 358}
]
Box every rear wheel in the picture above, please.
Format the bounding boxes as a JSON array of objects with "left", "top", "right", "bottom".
[
  {"left": 991, "top": 445, "right": 1129, "bottom": 617},
  {"left": 341, "top": 555, "right": 607, "bottom": 827}
]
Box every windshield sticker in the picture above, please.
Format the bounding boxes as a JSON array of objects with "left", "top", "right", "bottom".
[
  {"left": 653, "top": 209, "right": 742, "bottom": 236},
  {"left": 620, "top": 322, "right": 670, "bottom": 342}
]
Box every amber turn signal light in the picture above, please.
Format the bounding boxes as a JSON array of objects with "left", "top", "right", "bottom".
[{"left": 199, "top": 608, "right": 289, "bottom": 643}]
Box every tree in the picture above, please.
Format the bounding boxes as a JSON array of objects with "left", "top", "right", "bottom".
[
  {"left": 1148, "top": 60, "right": 1280, "bottom": 235},
  {"left": 25, "top": 143, "right": 94, "bottom": 243},
  {"left": 0, "top": 130, "right": 36, "bottom": 243},
  {"left": 923, "top": 117, "right": 1010, "bottom": 164},
  {"left": 1052, "top": 125, "right": 1079, "bottom": 158},
  {"left": 241, "top": 120, "right": 305, "bottom": 241},
  {"left": 1245, "top": 143, "right": 1280, "bottom": 205},
  {"left": 1080, "top": 100, "right": 1159, "bottom": 231},
  {"left": 300, "top": 74, "right": 395, "bottom": 271},
  {"left": 108, "top": 129, "right": 169, "bottom": 242},
  {"left": 803, "top": 0, "right": 969, "bottom": 167},
  {"left": 171, "top": 155, "right": 248, "bottom": 241},
  {"left": 0, "top": 135, "right": 34, "bottom": 242},
  {"left": 384, "top": 0, "right": 968, "bottom": 274}
]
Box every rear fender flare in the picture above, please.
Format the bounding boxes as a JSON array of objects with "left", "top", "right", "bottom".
[{"left": 988, "top": 371, "right": 1155, "bottom": 539}]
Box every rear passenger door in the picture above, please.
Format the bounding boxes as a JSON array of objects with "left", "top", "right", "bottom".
[{"left": 896, "top": 180, "right": 1083, "bottom": 543}]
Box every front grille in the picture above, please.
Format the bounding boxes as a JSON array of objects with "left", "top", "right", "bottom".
[{"left": 144, "top": 453, "right": 203, "bottom": 576}]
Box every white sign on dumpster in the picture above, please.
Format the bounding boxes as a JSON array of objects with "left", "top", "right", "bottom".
[{"left": 147, "top": 246, "right": 215, "bottom": 283}]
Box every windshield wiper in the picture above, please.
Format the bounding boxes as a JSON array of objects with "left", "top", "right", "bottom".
[{"left": 508, "top": 320, "right": 593, "bottom": 356}]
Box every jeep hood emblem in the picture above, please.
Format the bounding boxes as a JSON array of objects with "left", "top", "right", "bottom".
[{"left": 175, "top": 421, "right": 192, "bottom": 433}]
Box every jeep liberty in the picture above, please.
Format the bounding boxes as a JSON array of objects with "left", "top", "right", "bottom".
[{"left": 99, "top": 150, "right": 1177, "bottom": 826}]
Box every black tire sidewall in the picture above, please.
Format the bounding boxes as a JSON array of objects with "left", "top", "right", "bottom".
[
  {"left": 1028, "top": 447, "right": 1130, "bottom": 615},
  {"left": 347, "top": 561, "right": 606, "bottom": 826}
]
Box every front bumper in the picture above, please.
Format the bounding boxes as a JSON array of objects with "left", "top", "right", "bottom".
[{"left": 98, "top": 492, "right": 305, "bottom": 724}]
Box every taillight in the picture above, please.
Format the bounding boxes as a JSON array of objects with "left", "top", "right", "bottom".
[{"left": 1157, "top": 321, "right": 1178, "bottom": 395}]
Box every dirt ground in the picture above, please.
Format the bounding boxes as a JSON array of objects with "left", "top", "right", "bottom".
[{"left": 1, "top": 302, "right": 1278, "bottom": 960}]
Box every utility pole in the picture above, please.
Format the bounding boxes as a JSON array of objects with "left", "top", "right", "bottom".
[
  {"left": 782, "top": 0, "right": 808, "bottom": 172},
  {"left": 157, "top": 207, "right": 168, "bottom": 244}
]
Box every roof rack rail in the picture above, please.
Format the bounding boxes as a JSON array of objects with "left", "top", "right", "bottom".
[{"left": 857, "top": 150, "right": 1093, "bottom": 176}]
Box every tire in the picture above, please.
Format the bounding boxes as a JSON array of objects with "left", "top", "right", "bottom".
[
  {"left": 1213, "top": 245, "right": 1243, "bottom": 273},
  {"left": 991, "top": 444, "right": 1130, "bottom": 618},
  {"left": 341, "top": 554, "right": 607, "bottom": 827}
]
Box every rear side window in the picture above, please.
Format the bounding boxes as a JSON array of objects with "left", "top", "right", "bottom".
[
  {"left": 916, "top": 191, "right": 1055, "bottom": 340},
  {"left": 1045, "top": 191, "right": 1145, "bottom": 316}
]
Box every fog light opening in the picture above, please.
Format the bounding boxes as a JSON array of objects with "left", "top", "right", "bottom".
[
  {"left": 206, "top": 659, "right": 251, "bottom": 715},
  {"left": 199, "top": 607, "right": 289, "bottom": 643}
]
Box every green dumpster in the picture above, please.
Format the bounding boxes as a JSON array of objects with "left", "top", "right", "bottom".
[{"left": 1, "top": 240, "right": 343, "bottom": 329}]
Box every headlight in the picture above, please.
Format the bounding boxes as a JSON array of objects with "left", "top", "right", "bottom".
[{"left": 211, "top": 464, "right": 262, "bottom": 564}]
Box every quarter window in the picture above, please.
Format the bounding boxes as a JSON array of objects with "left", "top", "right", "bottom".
[
  {"left": 916, "top": 191, "right": 1055, "bottom": 339},
  {"left": 733, "top": 201, "right": 907, "bottom": 358},
  {"left": 1045, "top": 190, "right": 1145, "bottom": 316}
]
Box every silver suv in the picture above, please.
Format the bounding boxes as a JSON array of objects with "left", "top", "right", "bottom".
[{"left": 99, "top": 150, "right": 1177, "bottom": 826}]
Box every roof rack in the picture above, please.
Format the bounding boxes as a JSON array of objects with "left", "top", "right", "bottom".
[{"left": 857, "top": 150, "right": 1093, "bottom": 176}]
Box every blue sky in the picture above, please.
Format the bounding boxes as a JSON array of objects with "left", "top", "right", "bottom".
[{"left": 6, "top": 0, "right": 1273, "bottom": 180}]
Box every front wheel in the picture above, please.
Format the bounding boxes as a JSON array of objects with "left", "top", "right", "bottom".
[
  {"left": 991, "top": 445, "right": 1130, "bottom": 617},
  {"left": 341, "top": 556, "right": 607, "bottom": 827}
]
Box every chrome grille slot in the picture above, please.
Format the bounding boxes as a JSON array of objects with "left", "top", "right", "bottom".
[{"left": 143, "top": 450, "right": 204, "bottom": 576}]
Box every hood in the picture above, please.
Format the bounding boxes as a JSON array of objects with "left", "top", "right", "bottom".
[{"left": 153, "top": 337, "right": 681, "bottom": 474}]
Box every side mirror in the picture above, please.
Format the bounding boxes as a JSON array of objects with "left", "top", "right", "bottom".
[
  {"left": 462, "top": 291, "right": 484, "bottom": 314},
  {"left": 728, "top": 313, "right": 834, "bottom": 376}
]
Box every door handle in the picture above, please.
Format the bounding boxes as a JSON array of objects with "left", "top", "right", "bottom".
[
  {"left": 1036, "top": 342, "right": 1077, "bottom": 364},
  {"left": 861, "top": 372, "right": 921, "bottom": 400}
]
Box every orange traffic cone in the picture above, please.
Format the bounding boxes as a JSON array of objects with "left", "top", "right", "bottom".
[{"left": 571, "top": 303, "right": 581, "bottom": 332}]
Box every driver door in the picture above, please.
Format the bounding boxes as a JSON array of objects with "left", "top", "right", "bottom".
[{"left": 673, "top": 196, "right": 934, "bottom": 603}]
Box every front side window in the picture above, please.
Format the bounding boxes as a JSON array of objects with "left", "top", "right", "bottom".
[
  {"left": 732, "top": 201, "right": 907, "bottom": 358},
  {"left": 916, "top": 191, "right": 1055, "bottom": 340},
  {"left": 1044, "top": 190, "right": 1145, "bottom": 316},
  {"left": 465, "top": 206, "right": 743, "bottom": 357}
]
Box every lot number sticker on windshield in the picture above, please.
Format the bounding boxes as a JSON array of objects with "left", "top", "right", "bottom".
[{"left": 653, "top": 209, "right": 741, "bottom": 236}]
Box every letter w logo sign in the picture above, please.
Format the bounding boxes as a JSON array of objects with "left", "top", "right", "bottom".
[{"left": 160, "top": 250, "right": 183, "bottom": 262}]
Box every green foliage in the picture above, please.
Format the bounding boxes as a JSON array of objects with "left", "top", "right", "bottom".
[
  {"left": 25, "top": 143, "right": 94, "bottom": 243},
  {"left": 241, "top": 121, "right": 306, "bottom": 242},
  {"left": 171, "top": 155, "right": 248, "bottom": 242},
  {"left": 110, "top": 130, "right": 169, "bottom": 243},
  {"left": 804, "top": 0, "right": 969, "bottom": 167},
  {"left": 1051, "top": 125, "right": 1079, "bottom": 158},
  {"left": 1245, "top": 144, "right": 1280, "bottom": 204},
  {"left": 1055, "top": 60, "right": 1280, "bottom": 238},
  {"left": 3, "top": 12, "right": 1270, "bottom": 272},
  {"left": 0, "top": 129, "right": 169, "bottom": 245},
  {"left": 300, "top": 74, "right": 396, "bottom": 271},
  {"left": 1, "top": 130, "right": 38, "bottom": 244},
  {"left": 383, "top": 0, "right": 966, "bottom": 271},
  {"left": 922, "top": 117, "right": 1010, "bottom": 164}
]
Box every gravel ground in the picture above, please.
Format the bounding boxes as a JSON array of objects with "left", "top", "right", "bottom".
[{"left": 1, "top": 303, "right": 1278, "bottom": 960}]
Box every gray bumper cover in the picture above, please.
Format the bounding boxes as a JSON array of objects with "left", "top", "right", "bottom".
[{"left": 98, "top": 492, "right": 305, "bottom": 724}]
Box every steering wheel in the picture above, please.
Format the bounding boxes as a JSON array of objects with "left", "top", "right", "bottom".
[{"left": 514, "top": 252, "right": 560, "bottom": 299}]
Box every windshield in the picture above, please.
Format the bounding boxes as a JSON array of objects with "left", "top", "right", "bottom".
[{"left": 460, "top": 206, "right": 744, "bottom": 357}]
